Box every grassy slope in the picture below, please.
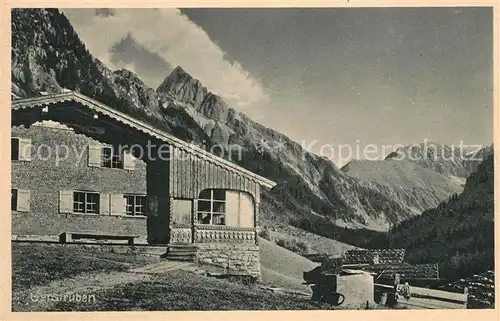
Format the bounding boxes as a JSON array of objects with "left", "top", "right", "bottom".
[
  {"left": 48, "top": 270, "right": 340, "bottom": 311},
  {"left": 12, "top": 243, "right": 158, "bottom": 291},
  {"left": 266, "top": 227, "right": 358, "bottom": 256},
  {"left": 11, "top": 243, "right": 334, "bottom": 311},
  {"left": 259, "top": 238, "right": 319, "bottom": 293},
  {"left": 12, "top": 240, "right": 321, "bottom": 295}
]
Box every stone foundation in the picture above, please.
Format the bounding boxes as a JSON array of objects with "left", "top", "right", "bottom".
[{"left": 195, "top": 243, "right": 261, "bottom": 278}]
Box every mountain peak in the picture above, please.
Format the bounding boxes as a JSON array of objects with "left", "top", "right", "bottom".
[
  {"left": 157, "top": 66, "right": 193, "bottom": 91},
  {"left": 156, "top": 66, "right": 208, "bottom": 108},
  {"left": 171, "top": 65, "right": 189, "bottom": 77}
]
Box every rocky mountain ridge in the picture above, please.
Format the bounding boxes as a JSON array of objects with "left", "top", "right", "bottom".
[
  {"left": 385, "top": 142, "right": 491, "bottom": 178},
  {"left": 341, "top": 158, "right": 465, "bottom": 214}
]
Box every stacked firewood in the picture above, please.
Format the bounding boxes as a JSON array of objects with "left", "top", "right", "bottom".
[{"left": 342, "top": 249, "right": 406, "bottom": 265}]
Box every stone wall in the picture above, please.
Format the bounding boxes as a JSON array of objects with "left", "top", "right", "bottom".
[
  {"left": 11, "top": 123, "right": 149, "bottom": 242},
  {"left": 12, "top": 241, "right": 167, "bottom": 257},
  {"left": 195, "top": 243, "right": 261, "bottom": 278}
]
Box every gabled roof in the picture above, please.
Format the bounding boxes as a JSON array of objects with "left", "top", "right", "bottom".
[{"left": 11, "top": 91, "right": 276, "bottom": 189}]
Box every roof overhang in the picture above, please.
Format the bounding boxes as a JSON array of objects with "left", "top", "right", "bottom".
[{"left": 11, "top": 91, "right": 277, "bottom": 189}]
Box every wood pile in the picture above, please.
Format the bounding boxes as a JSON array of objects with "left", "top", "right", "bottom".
[
  {"left": 369, "top": 263, "right": 440, "bottom": 279},
  {"left": 342, "top": 249, "right": 406, "bottom": 265},
  {"left": 439, "top": 270, "right": 494, "bottom": 309}
]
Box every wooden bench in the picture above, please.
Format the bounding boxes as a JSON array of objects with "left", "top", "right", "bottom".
[{"left": 59, "top": 232, "right": 139, "bottom": 245}]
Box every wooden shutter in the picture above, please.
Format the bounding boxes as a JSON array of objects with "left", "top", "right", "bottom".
[
  {"left": 59, "top": 190, "right": 73, "bottom": 213},
  {"left": 110, "top": 194, "right": 126, "bottom": 215},
  {"left": 18, "top": 138, "right": 32, "bottom": 161},
  {"left": 123, "top": 151, "right": 136, "bottom": 170},
  {"left": 238, "top": 192, "right": 255, "bottom": 228},
  {"left": 172, "top": 199, "right": 192, "bottom": 225},
  {"left": 100, "top": 194, "right": 111, "bottom": 215},
  {"left": 225, "top": 190, "right": 240, "bottom": 227},
  {"left": 87, "top": 144, "right": 101, "bottom": 167},
  {"left": 16, "top": 189, "right": 30, "bottom": 212}
]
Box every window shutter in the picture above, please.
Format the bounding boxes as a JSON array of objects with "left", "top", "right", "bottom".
[
  {"left": 172, "top": 199, "right": 192, "bottom": 225},
  {"left": 123, "top": 151, "right": 136, "bottom": 170},
  {"left": 18, "top": 138, "right": 32, "bottom": 161},
  {"left": 238, "top": 192, "right": 255, "bottom": 228},
  {"left": 17, "top": 189, "right": 30, "bottom": 212},
  {"left": 88, "top": 144, "right": 101, "bottom": 167},
  {"left": 59, "top": 190, "right": 73, "bottom": 213},
  {"left": 100, "top": 194, "right": 111, "bottom": 215},
  {"left": 110, "top": 194, "right": 126, "bottom": 215},
  {"left": 225, "top": 190, "right": 240, "bottom": 227}
]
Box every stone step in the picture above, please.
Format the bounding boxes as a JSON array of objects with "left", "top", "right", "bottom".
[
  {"left": 166, "top": 251, "right": 196, "bottom": 257},
  {"left": 167, "top": 247, "right": 198, "bottom": 253},
  {"left": 166, "top": 243, "right": 197, "bottom": 261},
  {"left": 165, "top": 254, "right": 196, "bottom": 261}
]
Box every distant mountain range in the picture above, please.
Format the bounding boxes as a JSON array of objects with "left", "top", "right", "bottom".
[
  {"left": 382, "top": 153, "right": 495, "bottom": 281},
  {"left": 11, "top": 9, "right": 492, "bottom": 238},
  {"left": 341, "top": 143, "right": 493, "bottom": 216},
  {"left": 384, "top": 142, "right": 493, "bottom": 178}
]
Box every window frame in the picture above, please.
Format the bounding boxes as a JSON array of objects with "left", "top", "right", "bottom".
[
  {"left": 101, "top": 146, "right": 124, "bottom": 169},
  {"left": 73, "top": 191, "right": 100, "bottom": 215},
  {"left": 124, "top": 194, "right": 146, "bottom": 216},
  {"left": 196, "top": 189, "right": 226, "bottom": 226}
]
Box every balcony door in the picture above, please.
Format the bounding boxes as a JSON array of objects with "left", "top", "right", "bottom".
[{"left": 170, "top": 199, "right": 193, "bottom": 243}]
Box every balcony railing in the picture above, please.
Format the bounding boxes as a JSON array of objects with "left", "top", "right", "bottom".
[
  {"left": 170, "top": 225, "right": 192, "bottom": 244},
  {"left": 193, "top": 225, "right": 256, "bottom": 244}
]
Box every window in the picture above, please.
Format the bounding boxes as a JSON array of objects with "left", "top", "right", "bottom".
[
  {"left": 196, "top": 190, "right": 255, "bottom": 228},
  {"left": 124, "top": 195, "right": 146, "bottom": 216},
  {"left": 11, "top": 189, "right": 18, "bottom": 211},
  {"left": 101, "top": 146, "right": 123, "bottom": 169},
  {"left": 73, "top": 192, "right": 100, "bottom": 214},
  {"left": 197, "top": 189, "right": 226, "bottom": 225}
]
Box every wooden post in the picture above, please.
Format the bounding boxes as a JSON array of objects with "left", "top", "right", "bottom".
[
  {"left": 387, "top": 273, "right": 400, "bottom": 307},
  {"left": 394, "top": 273, "right": 400, "bottom": 291},
  {"left": 254, "top": 202, "right": 259, "bottom": 246},
  {"left": 323, "top": 274, "right": 335, "bottom": 304}
]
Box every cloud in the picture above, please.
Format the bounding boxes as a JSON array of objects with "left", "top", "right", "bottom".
[
  {"left": 62, "top": 8, "right": 269, "bottom": 108},
  {"left": 94, "top": 8, "right": 115, "bottom": 17},
  {"left": 110, "top": 32, "right": 174, "bottom": 88}
]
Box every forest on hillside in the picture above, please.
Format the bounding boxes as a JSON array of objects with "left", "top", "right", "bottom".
[
  {"left": 290, "top": 154, "right": 494, "bottom": 281},
  {"left": 384, "top": 154, "right": 494, "bottom": 280}
]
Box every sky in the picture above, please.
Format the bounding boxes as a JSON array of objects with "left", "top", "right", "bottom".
[{"left": 62, "top": 7, "right": 493, "bottom": 166}]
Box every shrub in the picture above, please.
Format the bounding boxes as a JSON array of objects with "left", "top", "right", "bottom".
[
  {"left": 258, "top": 228, "right": 271, "bottom": 241},
  {"left": 275, "top": 237, "right": 311, "bottom": 255}
]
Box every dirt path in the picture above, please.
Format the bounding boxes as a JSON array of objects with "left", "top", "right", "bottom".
[{"left": 12, "top": 260, "right": 198, "bottom": 312}]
